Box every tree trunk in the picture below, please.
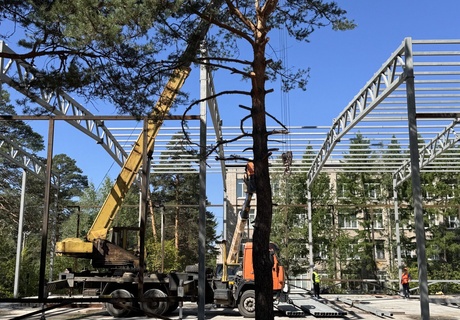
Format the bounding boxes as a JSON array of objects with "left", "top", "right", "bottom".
[
  {"left": 148, "top": 197, "right": 157, "bottom": 240},
  {"left": 174, "top": 176, "right": 180, "bottom": 251},
  {"left": 251, "top": 7, "right": 275, "bottom": 319}
]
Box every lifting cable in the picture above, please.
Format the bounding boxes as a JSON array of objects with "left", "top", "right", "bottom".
[{"left": 279, "top": 27, "right": 292, "bottom": 176}]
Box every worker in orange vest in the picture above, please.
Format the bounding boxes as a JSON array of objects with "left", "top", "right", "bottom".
[
  {"left": 244, "top": 160, "right": 256, "bottom": 193},
  {"left": 401, "top": 267, "right": 411, "bottom": 298}
]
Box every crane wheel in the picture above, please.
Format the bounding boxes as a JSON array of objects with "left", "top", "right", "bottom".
[
  {"left": 140, "top": 288, "right": 168, "bottom": 316},
  {"left": 238, "top": 289, "right": 256, "bottom": 318},
  {"left": 105, "top": 289, "right": 133, "bottom": 318}
]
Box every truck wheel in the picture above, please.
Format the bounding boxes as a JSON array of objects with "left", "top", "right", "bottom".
[
  {"left": 238, "top": 289, "right": 256, "bottom": 318},
  {"left": 140, "top": 288, "right": 168, "bottom": 316},
  {"left": 105, "top": 289, "right": 133, "bottom": 318}
]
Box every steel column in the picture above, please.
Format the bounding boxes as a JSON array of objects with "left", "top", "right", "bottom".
[
  {"left": 197, "top": 43, "right": 208, "bottom": 320},
  {"left": 404, "top": 37, "right": 429, "bottom": 319},
  {"left": 393, "top": 176, "right": 402, "bottom": 291},
  {"left": 13, "top": 169, "right": 27, "bottom": 298},
  {"left": 38, "top": 118, "right": 55, "bottom": 300}
]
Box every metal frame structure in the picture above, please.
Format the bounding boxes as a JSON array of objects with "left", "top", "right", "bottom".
[
  {"left": 2, "top": 38, "right": 460, "bottom": 320},
  {"left": 307, "top": 38, "right": 460, "bottom": 185},
  {"left": 3, "top": 39, "right": 460, "bottom": 178},
  {"left": 305, "top": 38, "right": 460, "bottom": 320},
  {"left": 0, "top": 41, "right": 128, "bottom": 166}
]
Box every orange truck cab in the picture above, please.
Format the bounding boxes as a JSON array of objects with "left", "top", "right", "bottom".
[{"left": 242, "top": 242, "right": 286, "bottom": 291}]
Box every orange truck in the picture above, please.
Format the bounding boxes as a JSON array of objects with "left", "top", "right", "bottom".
[{"left": 51, "top": 0, "right": 289, "bottom": 314}]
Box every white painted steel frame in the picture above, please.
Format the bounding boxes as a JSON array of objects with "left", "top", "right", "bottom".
[
  {"left": 304, "top": 37, "right": 460, "bottom": 320},
  {"left": 0, "top": 135, "right": 58, "bottom": 186},
  {"left": 0, "top": 41, "right": 128, "bottom": 167},
  {"left": 307, "top": 39, "right": 460, "bottom": 187}
]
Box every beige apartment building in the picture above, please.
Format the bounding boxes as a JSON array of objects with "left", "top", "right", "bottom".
[{"left": 224, "top": 164, "right": 460, "bottom": 291}]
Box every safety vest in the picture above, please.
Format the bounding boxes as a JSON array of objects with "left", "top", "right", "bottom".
[
  {"left": 246, "top": 161, "right": 255, "bottom": 176},
  {"left": 312, "top": 271, "right": 320, "bottom": 283},
  {"left": 401, "top": 272, "right": 410, "bottom": 284}
]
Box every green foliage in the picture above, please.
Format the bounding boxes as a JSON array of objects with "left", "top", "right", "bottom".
[
  {"left": 149, "top": 134, "right": 219, "bottom": 271},
  {"left": 59, "top": 182, "right": 101, "bottom": 239},
  {"left": 146, "top": 239, "right": 182, "bottom": 272},
  {"left": 1, "top": 1, "right": 355, "bottom": 115},
  {"left": 0, "top": 225, "right": 17, "bottom": 298},
  {"left": 0, "top": 91, "right": 45, "bottom": 151},
  {"left": 271, "top": 147, "right": 334, "bottom": 277},
  {"left": 53, "top": 154, "right": 88, "bottom": 202}
]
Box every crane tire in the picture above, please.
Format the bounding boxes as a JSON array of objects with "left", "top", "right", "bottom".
[
  {"left": 105, "top": 289, "right": 133, "bottom": 318},
  {"left": 140, "top": 288, "right": 168, "bottom": 316}
]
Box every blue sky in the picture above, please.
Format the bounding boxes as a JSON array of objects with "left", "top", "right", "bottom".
[{"left": 3, "top": 0, "right": 460, "bottom": 235}]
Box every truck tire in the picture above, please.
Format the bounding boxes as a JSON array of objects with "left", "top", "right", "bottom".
[
  {"left": 140, "top": 288, "right": 168, "bottom": 316},
  {"left": 105, "top": 289, "right": 133, "bottom": 318},
  {"left": 238, "top": 289, "right": 256, "bottom": 318}
]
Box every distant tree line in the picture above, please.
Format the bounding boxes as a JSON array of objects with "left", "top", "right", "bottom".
[
  {"left": 271, "top": 133, "right": 460, "bottom": 294},
  {"left": 0, "top": 92, "right": 219, "bottom": 297}
]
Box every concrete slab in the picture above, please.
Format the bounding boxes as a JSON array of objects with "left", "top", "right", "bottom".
[{"left": 1, "top": 294, "right": 459, "bottom": 319}]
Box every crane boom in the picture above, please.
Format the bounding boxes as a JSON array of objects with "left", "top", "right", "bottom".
[
  {"left": 87, "top": 68, "right": 189, "bottom": 242},
  {"left": 226, "top": 191, "right": 253, "bottom": 264},
  {"left": 226, "top": 161, "right": 255, "bottom": 265},
  {"left": 55, "top": 68, "right": 189, "bottom": 256},
  {"left": 56, "top": 0, "right": 224, "bottom": 260}
]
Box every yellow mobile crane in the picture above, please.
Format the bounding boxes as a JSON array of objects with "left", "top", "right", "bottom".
[
  {"left": 52, "top": 2, "right": 291, "bottom": 317},
  {"left": 52, "top": 3, "right": 225, "bottom": 317},
  {"left": 55, "top": 68, "right": 188, "bottom": 268},
  {"left": 55, "top": 1, "right": 221, "bottom": 267}
]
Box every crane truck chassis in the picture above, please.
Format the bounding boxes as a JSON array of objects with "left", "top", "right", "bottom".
[
  {"left": 52, "top": 240, "right": 288, "bottom": 318},
  {"left": 50, "top": 1, "right": 289, "bottom": 316}
]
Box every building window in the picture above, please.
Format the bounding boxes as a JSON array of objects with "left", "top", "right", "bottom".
[
  {"left": 375, "top": 241, "right": 385, "bottom": 260},
  {"left": 318, "top": 243, "right": 328, "bottom": 260},
  {"left": 373, "top": 210, "right": 384, "bottom": 229},
  {"left": 422, "top": 184, "right": 434, "bottom": 200},
  {"left": 347, "top": 243, "right": 360, "bottom": 260},
  {"left": 236, "top": 178, "right": 245, "bottom": 198},
  {"left": 337, "top": 182, "right": 348, "bottom": 199},
  {"left": 426, "top": 213, "right": 439, "bottom": 228},
  {"left": 447, "top": 183, "right": 456, "bottom": 199},
  {"left": 272, "top": 181, "right": 281, "bottom": 198},
  {"left": 248, "top": 209, "right": 256, "bottom": 226},
  {"left": 364, "top": 182, "right": 381, "bottom": 199},
  {"left": 339, "top": 212, "right": 358, "bottom": 229},
  {"left": 428, "top": 244, "right": 440, "bottom": 261},
  {"left": 447, "top": 215, "right": 459, "bottom": 229}
]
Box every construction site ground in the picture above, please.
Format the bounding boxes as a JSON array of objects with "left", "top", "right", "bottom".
[{"left": 1, "top": 293, "right": 459, "bottom": 320}]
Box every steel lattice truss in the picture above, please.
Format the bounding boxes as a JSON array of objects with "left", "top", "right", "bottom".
[
  {"left": 2, "top": 38, "right": 460, "bottom": 186},
  {"left": 0, "top": 41, "right": 127, "bottom": 167},
  {"left": 307, "top": 38, "right": 460, "bottom": 187},
  {"left": 0, "top": 135, "right": 58, "bottom": 186}
]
